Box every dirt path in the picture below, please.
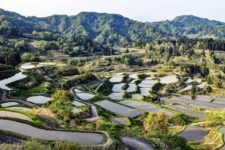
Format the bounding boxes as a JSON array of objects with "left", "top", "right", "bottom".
[{"left": 70, "top": 87, "right": 99, "bottom": 121}]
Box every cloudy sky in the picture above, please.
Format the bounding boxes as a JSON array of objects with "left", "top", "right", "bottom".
[{"left": 0, "top": 0, "right": 224, "bottom": 22}]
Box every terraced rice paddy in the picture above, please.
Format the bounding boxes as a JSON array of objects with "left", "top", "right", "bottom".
[
  {"left": 126, "top": 84, "right": 137, "bottom": 93},
  {"left": 179, "top": 82, "right": 207, "bottom": 93},
  {"left": 95, "top": 100, "right": 142, "bottom": 118},
  {"left": 129, "top": 74, "right": 138, "bottom": 79},
  {"left": 163, "top": 96, "right": 224, "bottom": 108},
  {"left": 213, "top": 100, "right": 225, "bottom": 105},
  {"left": 76, "top": 93, "right": 95, "bottom": 100},
  {"left": 7, "top": 107, "right": 30, "bottom": 111},
  {"left": 108, "top": 93, "right": 123, "bottom": 100},
  {"left": 20, "top": 62, "right": 55, "bottom": 70},
  {"left": 74, "top": 89, "right": 95, "bottom": 100},
  {"left": 120, "top": 136, "right": 154, "bottom": 150},
  {"left": 197, "top": 82, "right": 207, "bottom": 89},
  {"left": 165, "top": 105, "right": 207, "bottom": 118},
  {"left": 161, "top": 95, "right": 225, "bottom": 117},
  {"left": 72, "top": 108, "right": 81, "bottom": 113},
  {"left": 178, "top": 126, "right": 208, "bottom": 142},
  {"left": 120, "top": 100, "right": 173, "bottom": 116},
  {"left": 72, "top": 101, "right": 85, "bottom": 106},
  {"left": 140, "top": 88, "right": 151, "bottom": 96},
  {"left": 111, "top": 117, "right": 129, "bottom": 125},
  {"left": 138, "top": 78, "right": 157, "bottom": 88},
  {"left": 160, "top": 75, "right": 178, "bottom": 84},
  {"left": 112, "top": 83, "right": 126, "bottom": 92},
  {"left": 109, "top": 73, "right": 124, "bottom": 83},
  {"left": 0, "top": 72, "right": 27, "bottom": 90},
  {"left": 0, "top": 111, "right": 32, "bottom": 122},
  {"left": 193, "top": 95, "right": 213, "bottom": 102},
  {"left": 26, "top": 96, "right": 51, "bottom": 104},
  {"left": 1, "top": 102, "right": 19, "bottom": 107},
  {"left": 211, "top": 96, "right": 225, "bottom": 105},
  {"left": 132, "top": 94, "right": 143, "bottom": 100},
  {"left": 179, "top": 85, "right": 192, "bottom": 93},
  {"left": 0, "top": 119, "right": 105, "bottom": 145},
  {"left": 212, "top": 97, "right": 225, "bottom": 105},
  {"left": 185, "top": 78, "right": 202, "bottom": 84},
  {"left": 214, "top": 97, "right": 225, "bottom": 101}
]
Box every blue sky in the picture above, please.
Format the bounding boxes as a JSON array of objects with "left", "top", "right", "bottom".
[{"left": 0, "top": 0, "right": 224, "bottom": 22}]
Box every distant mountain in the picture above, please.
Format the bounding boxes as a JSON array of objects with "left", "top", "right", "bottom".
[{"left": 0, "top": 8, "right": 225, "bottom": 46}]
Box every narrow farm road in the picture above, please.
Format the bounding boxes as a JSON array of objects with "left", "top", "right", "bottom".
[{"left": 70, "top": 86, "right": 100, "bottom": 121}]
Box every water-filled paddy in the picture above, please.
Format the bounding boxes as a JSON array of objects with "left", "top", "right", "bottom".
[
  {"left": 112, "top": 83, "right": 126, "bottom": 92},
  {"left": 126, "top": 84, "right": 137, "bottom": 93},
  {"left": 140, "top": 88, "right": 151, "bottom": 96},
  {"left": 20, "top": 62, "right": 55, "bottom": 70},
  {"left": 132, "top": 94, "right": 143, "bottom": 100},
  {"left": 95, "top": 100, "right": 142, "bottom": 118},
  {"left": 178, "top": 126, "right": 208, "bottom": 142},
  {"left": 0, "top": 119, "right": 105, "bottom": 145},
  {"left": 0, "top": 110, "right": 32, "bottom": 121},
  {"left": 26, "top": 96, "right": 51, "bottom": 104},
  {"left": 76, "top": 92, "right": 95, "bottom": 101},
  {"left": 109, "top": 73, "right": 124, "bottom": 83},
  {"left": 0, "top": 72, "right": 27, "bottom": 90},
  {"left": 1, "top": 102, "right": 19, "bottom": 107},
  {"left": 72, "top": 101, "right": 85, "bottom": 106},
  {"left": 129, "top": 74, "right": 138, "bottom": 79},
  {"left": 111, "top": 117, "right": 129, "bottom": 125},
  {"left": 108, "top": 93, "right": 123, "bottom": 100},
  {"left": 120, "top": 100, "right": 173, "bottom": 116},
  {"left": 160, "top": 75, "right": 178, "bottom": 84}
]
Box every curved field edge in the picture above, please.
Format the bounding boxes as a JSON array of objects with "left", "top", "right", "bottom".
[{"left": 0, "top": 119, "right": 113, "bottom": 146}]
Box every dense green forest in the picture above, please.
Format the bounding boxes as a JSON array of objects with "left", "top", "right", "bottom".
[
  {"left": 1, "top": 8, "right": 225, "bottom": 67},
  {"left": 1, "top": 8, "right": 225, "bottom": 47}
]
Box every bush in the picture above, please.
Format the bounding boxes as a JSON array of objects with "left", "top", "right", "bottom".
[
  {"left": 97, "top": 80, "right": 113, "bottom": 96},
  {"left": 214, "top": 81, "right": 223, "bottom": 88},
  {"left": 168, "top": 114, "right": 194, "bottom": 126},
  {"left": 113, "top": 54, "right": 143, "bottom": 66},
  {"left": 144, "top": 112, "right": 168, "bottom": 132},
  {"left": 49, "top": 90, "right": 73, "bottom": 121},
  {"left": 58, "top": 67, "right": 80, "bottom": 76},
  {"left": 152, "top": 82, "right": 163, "bottom": 92},
  {"left": 21, "top": 52, "right": 39, "bottom": 62}
]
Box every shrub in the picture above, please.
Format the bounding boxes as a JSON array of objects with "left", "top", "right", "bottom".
[
  {"left": 21, "top": 52, "right": 39, "bottom": 62},
  {"left": 49, "top": 90, "right": 73, "bottom": 121},
  {"left": 168, "top": 114, "right": 194, "bottom": 126},
  {"left": 58, "top": 67, "right": 80, "bottom": 76},
  {"left": 144, "top": 112, "right": 168, "bottom": 132}
]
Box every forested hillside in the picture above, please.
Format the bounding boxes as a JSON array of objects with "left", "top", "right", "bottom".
[{"left": 1, "top": 8, "right": 225, "bottom": 46}]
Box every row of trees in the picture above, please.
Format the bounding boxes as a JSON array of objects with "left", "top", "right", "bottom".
[
  {"left": 113, "top": 54, "right": 144, "bottom": 66},
  {"left": 180, "top": 64, "right": 209, "bottom": 77},
  {"left": 147, "top": 38, "right": 225, "bottom": 53}
]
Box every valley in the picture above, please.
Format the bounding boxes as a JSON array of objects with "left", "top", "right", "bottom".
[{"left": 0, "top": 6, "right": 225, "bottom": 150}]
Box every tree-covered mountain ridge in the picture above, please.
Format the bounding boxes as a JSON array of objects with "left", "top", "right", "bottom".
[{"left": 0, "top": 8, "right": 225, "bottom": 46}]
